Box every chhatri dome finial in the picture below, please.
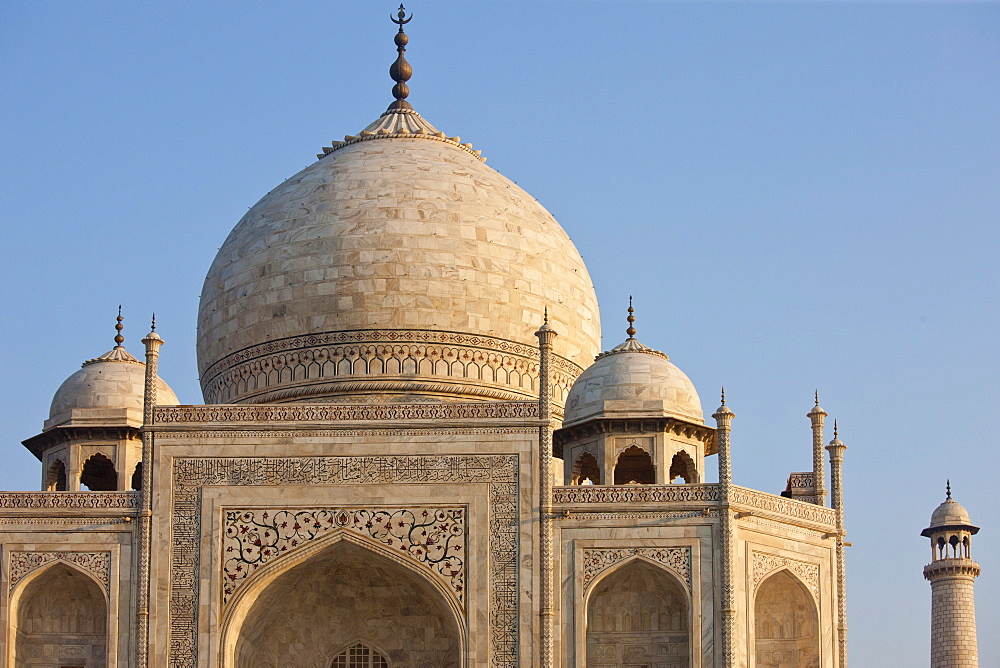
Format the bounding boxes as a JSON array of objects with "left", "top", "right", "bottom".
[
  {"left": 150, "top": 313, "right": 156, "bottom": 332},
  {"left": 721, "top": 387, "right": 726, "bottom": 405},
  {"left": 543, "top": 306, "right": 549, "bottom": 324},
  {"left": 814, "top": 389, "right": 820, "bottom": 406},
  {"left": 946, "top": 479, "right": 952, "bottom": 500},
  {"left": 114, "top": 305, "right": 125, "bottom": 347},
  {"left": 626, "top": 296, "right": 637, "bottom": 339},
  {"left": 387, "top": 4, "right": 414, "bottom": 112},
  {"left": 833, "top": 419, "right": 838, "bottom": 438}
]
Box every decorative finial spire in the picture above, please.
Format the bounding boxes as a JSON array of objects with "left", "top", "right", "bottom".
[
  {"left": 814, "top": 389, "right": 820, "bottom": 406},
  {"left": 387, "top": 4, "right": 414, "bottom": 112},
  {"left": 946, "top": 479, "right": 952, "bottom": 500},
  {"left": 833, "top": 419, "right": 838, "bottom": 438},
  {"left": 150, "top": 313, "right": 156, "bottom": 332},
  {"left": 721, "top": 387, "right": 726, "bottom": 405},
  {"left": 114, "top": 305, "right": 125, "bottom": 346},
  {"left": 626, "top": 296, "right": 636, "bottom": 339},
  {"left": 543, "top": 306, "right": 549, "bottom": 324}
]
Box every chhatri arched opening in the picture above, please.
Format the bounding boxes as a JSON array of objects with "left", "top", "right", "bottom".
[
  {"left": 80, "top": 453, "right": 117, "bottom": 491},
  {"left": 754, "top": 569, "right": 819, "bottom": 668},
  {"left": 231, "top": 540, "right": 461, "bottom": 668},
  {"left": 613, "top": 445, "right": 655, "bottom": 485},
  {"left": 586, "top": 559, "right": 689, "bottom": 666},
  {"left": 131, "top": 462, "right": 143, "bottom": 491},
  {"left": 668, "top": 451, "right": 697, "bottom": 483},
  {"left": 45, "top": 459, "right": 67, "bottom": 491},
  {"left": 572, "top": 451, "right": 601, "bottom": 485},
  {"left": 12, "top": 561, "right": 108, "bottom": 667},
  {"left": 331, "top": 642, "right": 389, "bottom": 667}
]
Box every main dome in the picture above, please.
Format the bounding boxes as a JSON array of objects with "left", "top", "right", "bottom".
[{"left": 197, "top": 109, "right": 600, "bottom": 405}]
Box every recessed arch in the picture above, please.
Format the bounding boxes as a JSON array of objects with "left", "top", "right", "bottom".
[
  {"left": 571, "top": 451, "right": 601, "bottom": 485},
  {"left": 80, "top": 452, "right": 118, "bottom": 491},
  {"left": 613, "top": 445, "right": 655, "bottom": 485},
  {"left": 131, "top": 461, "right": 143, "bottom": 490},
  {"left": 46, "top": 458, "right": 67, "bottom": 491},
  {"left": 9, "top": 560, "right": 108, "bottom": 667},
  {"left": 585, "top": 557, "right": 690, "bottom": 666},
  {"left": 754, "top": 568, "right": 819, "bottom": 668},
  {"left": 223, "top": 532, "right": 463, "bottom": 668}
]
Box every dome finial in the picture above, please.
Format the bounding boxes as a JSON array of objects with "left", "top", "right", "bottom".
[
  {"left": 387, "top": 4, "right": 414, "bottom": 112},
  {"left": 833, "top": 419, "right": 838, "bottom": 438},
  {"left": 814, "top": 389, "right": 819, "bottom": 406},
  {"left": 721, "top": 386, "right": 726, "bottom": 405},
  {"left": 543, "top": 305, "right": 549, "bottom": 324},
  {"left": 626, "top": 296, "right": 637, "bottom": 339},
  {"left": 946, "top": 479, "right": 952, "bottom": 500},
  {"left": 150, "top": 313, "right": 156, "bottom": 332},
  {"left": 114, "top": 305, "right": 125, "bottom": 347}
]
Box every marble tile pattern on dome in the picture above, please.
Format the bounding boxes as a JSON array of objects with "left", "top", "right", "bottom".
[{"left": 0, "top": 7, "right": 983, "bottom": 668}]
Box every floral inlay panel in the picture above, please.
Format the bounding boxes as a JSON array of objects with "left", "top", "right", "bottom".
[
  {"left": 582, "top": 547, "right": 691, "bottom": 591},
  {"left": 9, "top": 551, "right": 111, "bottom": 592},
  {"left": 752, "top": 550, "right": 820, "bottom": 600},
  {"left": 223, "top": 507, "right": 465, "bottom": 604}
]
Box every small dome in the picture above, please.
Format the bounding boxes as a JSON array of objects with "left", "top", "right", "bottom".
[
  {"left": 47, "top": 345, "right": 179, "bottom": 429},
  {"left": 929, "top": 498, "right": 973, "bottom": 529},
  {"left": 563, "top": 336, "right": 703, "bottom": 428}
]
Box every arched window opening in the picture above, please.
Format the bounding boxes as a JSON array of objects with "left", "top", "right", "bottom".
[
  {"left": 613, "top": 446, "right": 655, "bottom": 485},
  {"left": 668, "top": 452, "right": 697, "bottom": 483},
  {"left": 572, "top": 452, "right": 601, "bottom": 485},
  {"left": 46, "top": 459, "right": 67, "bottom": 491},
  {"left": 949, "top": 534, "right": 960, "bottom": 558},
  {"left": 754, "top": 569, "right": 819, "bottom": 668},
  {"left": 15, "top": 562, "right": 107, "bottom": 666},
  {"left": 586, "top": 559, "right": 689, "bottom": 666},
  {"left": 80, "top": 453, "right": 118, "bottom": 491},
  {"left": 331, "top": 643, "right": 389, "bottom": 668},
  {"left": 962, "top": 536, "right": 971, "bottom": 559},
  {"left": 937, "top": 536, "right": 946, "bottom": 560},
  {"left": 131, "top": 462, "right": 143, "bottom": 491}
]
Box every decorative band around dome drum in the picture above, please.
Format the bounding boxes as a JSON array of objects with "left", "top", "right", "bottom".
[{"left": 199, "top": 328, "right": 584, "bottom": 407}]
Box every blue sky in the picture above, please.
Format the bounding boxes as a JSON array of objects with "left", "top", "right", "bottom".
[{"left": 2, "top": 2, "right": 997, "bottom": 664}]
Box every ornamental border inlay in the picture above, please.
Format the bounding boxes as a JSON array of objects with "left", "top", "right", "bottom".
[
  {"left": 170, "top": 455, "right": 518, "bottom": 667},
  {"left": 222, "top": 506, "right": 466, "bottom": 605},
  {"left": 751, "top": 550, "right": 820, "bottom": 600},
  {"left": 157, "top": 402, "right": 538, "bottom": 424},
  {"left": 0, "top": 492, "right": 137, "bottom": 510},
  {"left": 582, "top": 547, "right": 691, "bottom": 591},
  {"left": 8, "top": 551, "right": 112, "bottom": 593},
  {"left": 552, "top": 484, "right": 720, "bottom": 505}
]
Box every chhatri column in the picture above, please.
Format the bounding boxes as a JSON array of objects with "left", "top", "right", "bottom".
[
  {"left": 712, "top": 390, "right": 736, "bottom": 668},
  {"left": 921, "top": 482, "right": 981, "bottom": 668},
  {"left": 136, "top": 317, "right": 164, "bottom": 668},
  {"left": 535, "top": 309, "right": 557, "bottom": 668},
  {"left": 826, "top": 423, "right": 848, "bottom": 668}
]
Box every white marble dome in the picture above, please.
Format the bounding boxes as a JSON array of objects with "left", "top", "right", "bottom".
[
  {"left": 563, "top": 335, "right": 703, "bottom": 428},
  {"left": 929, "top": 497, "right": 974, "bottom": 529},
  {"left": 197, "top": 109, "right": 600, "bottom": 405},
  {"left": 47, "top": 345, "right": 179, "bottom": 429}
]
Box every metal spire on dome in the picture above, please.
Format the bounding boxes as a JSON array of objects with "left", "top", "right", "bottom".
[
  {"left": 387, "top": 4, "right": 414, "bottom": 112},
  {"left": 114, "top": 305, "right": 125, "bottom": 347},
  {"left": 815, "top": 389, "right": 820, "bottom": 406},
  {"left": 946, "top": 479, "right": 952, "bottom": 500},
  {"left": 626, "top": 296, "right": 637, "bottom": 339}
]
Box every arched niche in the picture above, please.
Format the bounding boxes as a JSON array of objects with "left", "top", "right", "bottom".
[
  {"left": 10, "top": 561, "right": 108, "bottom": 667},
  {"left": 80, "top": 453, "right": 118, "bottom": 491},
  {"left": 572, "top": 451, "right": 601, "bottom": 485},
  {"left": 46, "top": 459, "right": 68, "bottom": 491},
  {"left": 614, "top": 445, "right": 655, "bottom": 485},
  {"left": 225, "top": 538, "right": 462, "bottom": 668},
  {"left": 668, "top": 451, "right": 697, "bottom": 483},
  {"left": 754, "top": 569, "right": 820, "bottom": 668},
  {"left": 585, "top": 558, "right": 690, "bottom": 666},
  {"left": 131, "top": 462, "right": 143, "bottom": 491}
]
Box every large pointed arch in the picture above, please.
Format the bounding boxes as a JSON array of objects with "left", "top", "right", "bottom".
[
  {"left": 80, "top": 452, "right": 118, "bottom": 491},
  {"left": 8, "top": 560, "right": 109, "bottom": 668},
  {"left": 222, "top": 531, "right": 464, "bottom": 667},
  {"left": 754, "top": 568, "right": 820, "bottom": 668},
  {"left": 584, "top": 557, "right": 690, "bottom": 666}
]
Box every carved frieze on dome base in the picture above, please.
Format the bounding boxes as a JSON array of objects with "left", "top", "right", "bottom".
[{"left": 199, "top": 329, "right": 583, "bottom": 407}]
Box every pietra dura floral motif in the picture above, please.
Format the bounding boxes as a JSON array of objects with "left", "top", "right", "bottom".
[{"left": 223, "top": 507, "right": 466, "bottom": 604}]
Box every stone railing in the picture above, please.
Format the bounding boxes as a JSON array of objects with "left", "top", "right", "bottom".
[
  {"left": 0, "top": 491, "right": 138, "bottom": 510},
  {"left": 552, "top": 484, "right": 720, "bottom": 505},
  {"left": 730, "top": 486, "right": 837, "bottom": 526}
]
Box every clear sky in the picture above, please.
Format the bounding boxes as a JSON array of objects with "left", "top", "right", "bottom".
[{"left": 2, "top": 2, "right": 997, "bottom": 665}]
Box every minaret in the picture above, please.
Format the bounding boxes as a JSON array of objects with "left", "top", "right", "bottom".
[
  {"left": 713, "top": 390, "right": 736, "bottom": 668},
  {"left": 808, "top": 391, "right": 827, "bottom": 505},
  {"left": 921, "top": 482, "right": 981, "bottom": 668}
]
